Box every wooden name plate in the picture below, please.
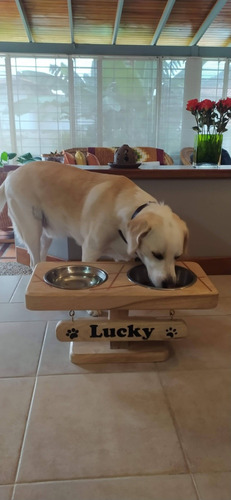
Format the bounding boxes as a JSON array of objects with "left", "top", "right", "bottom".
[{"left": 56, "top": 317, "right": 187, "bottom": 342}]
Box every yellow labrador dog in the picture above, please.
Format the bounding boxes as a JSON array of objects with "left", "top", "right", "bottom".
[{"left": 0, "top": 161, "right": 188, "bottom": 288}]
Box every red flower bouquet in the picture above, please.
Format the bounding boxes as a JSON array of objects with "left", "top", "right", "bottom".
[{"left": 186, "top": 98, "right": 231, "bottom": 134}]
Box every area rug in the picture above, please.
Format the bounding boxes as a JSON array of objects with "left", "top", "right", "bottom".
[{"left": 0, "top": 262, "right": 32, "bottom": 275}]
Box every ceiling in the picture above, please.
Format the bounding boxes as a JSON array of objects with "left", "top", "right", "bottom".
[{"left": 0, "top": 0, "right": 231, "bottom": 57}]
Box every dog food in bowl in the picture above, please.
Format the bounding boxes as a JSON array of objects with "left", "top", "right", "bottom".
[
  {"left": 127, "top": 264, "right": 197, "bottom": 290},
  {"left": 44, "top": 265, "right": 108, "bottom": 290}
]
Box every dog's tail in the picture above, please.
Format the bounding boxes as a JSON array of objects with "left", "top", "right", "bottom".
[{"left": 0, "top": 178, "right": 7, "bottom": 214}]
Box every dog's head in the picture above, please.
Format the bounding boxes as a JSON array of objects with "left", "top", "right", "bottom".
[{"left": 126, "top": 205, "right": 188, "bottom": 288}]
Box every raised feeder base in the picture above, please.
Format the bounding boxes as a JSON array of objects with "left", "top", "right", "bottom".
[
  {"left": 56, "top": 311, "right": 187, "bottom": 363},
  {"left": 70, "top": 340, "right": 170, "bottom": 363},
  {"left": 25, "top": 260, "right": 219, "bottom": 364}
]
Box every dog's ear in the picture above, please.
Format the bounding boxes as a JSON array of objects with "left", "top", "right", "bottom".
[
  {"left": 126, "top": 216, "right": 151, "bottom": 255},
  {"left": 182, "top": 222, "right": 189, "bottom": 254},
  {"left": 172, "top": 214, "right": 189, "bottom": 255}
]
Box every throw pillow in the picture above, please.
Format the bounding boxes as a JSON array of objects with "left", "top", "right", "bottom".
[
  {"left": 75, "top": 150, "right": 87, "bottom": 165},
  {"left": 86, "top": 152, "right": 100, "bottom": 166},
  {"left": 63, "top": 151, "right": 76, "bottom": 165}
]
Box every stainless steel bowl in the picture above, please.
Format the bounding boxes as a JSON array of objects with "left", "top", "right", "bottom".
[
  {"left": 127, "top": 264, "right": 197, "bottom": 290},
  {"left": 43, "top": 265, "right": 108, "bottom": 290}
]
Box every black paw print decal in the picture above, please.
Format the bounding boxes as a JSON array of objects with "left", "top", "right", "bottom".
[
  {"left": 66, "top": 328, "right": 79, "bottom": 339},
  {"left": 166, "top": 326, "right": 178, "bottom": 338}
]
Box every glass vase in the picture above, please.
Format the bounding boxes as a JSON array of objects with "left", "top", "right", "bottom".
[{"left": 193, "top": 134, "right": 223, "bottom": 168}]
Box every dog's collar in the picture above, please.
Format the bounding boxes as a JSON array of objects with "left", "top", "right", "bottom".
[
  {"left": 118, "top": 228, "right": 128, "bottom": 244},
  {"left": 131, "top": 202, "right": 154, "bottom": 220},
  {"left": 118, "top": 201, "right": 156, "bottom": 244}
]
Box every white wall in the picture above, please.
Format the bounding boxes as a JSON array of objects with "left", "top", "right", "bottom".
[
  {"left": 137, "top": 178, "right": 231, "bottom": 258},
  {"left": 15, "top": 175, "right": 231, "bottom": 259},
  {"left": 43, "top": 177, "right": 231, "bottom": 260}
]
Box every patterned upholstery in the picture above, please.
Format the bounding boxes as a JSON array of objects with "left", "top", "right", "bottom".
[
  {"left": 65, "top": 146, "right": 174, "bottom": 165},
  {"left": 180, "top": 147, "right": 193, "bottom": 165}
]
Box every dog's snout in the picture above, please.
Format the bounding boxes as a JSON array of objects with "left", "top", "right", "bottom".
[{"left": 161, "top": 277, "right": 176, "bottom": 289}]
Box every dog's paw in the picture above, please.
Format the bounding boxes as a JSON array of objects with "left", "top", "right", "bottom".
[{"left": 87, "top": 309, "right": 102, "bottom": 317}]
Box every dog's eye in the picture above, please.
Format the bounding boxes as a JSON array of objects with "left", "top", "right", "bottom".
[
  {"left": 152, "top": 252, "right": 164, "bottom": 261},
  {"left": 175, "top": 255, "right": 181, "bottom": 260}
]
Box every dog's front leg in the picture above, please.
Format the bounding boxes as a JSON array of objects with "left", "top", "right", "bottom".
[
  {"left": 40, "top": 233, "right": 52, "bottom": 262},
  {"left": 82, "top": 241, "right": 103, "bottom": 317},
  {"left": 81, "top": 242, "right": 102, "bottom": 262}
]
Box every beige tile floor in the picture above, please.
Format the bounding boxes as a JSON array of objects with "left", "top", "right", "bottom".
[{"left": 0, "top": 273, "right": 230, "bottom": 500}]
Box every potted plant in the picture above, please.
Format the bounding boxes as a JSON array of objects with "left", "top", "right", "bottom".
[
  {"left": 0, "top": 151, "right": 17, "bottom": 167},
  {"left": 17, "top": 152, "right": 42, "bottom": 164}
]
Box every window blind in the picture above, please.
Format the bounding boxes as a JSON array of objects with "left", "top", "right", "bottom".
[{"left": 0, "top": 55, "right": 230, "bottom": 163}]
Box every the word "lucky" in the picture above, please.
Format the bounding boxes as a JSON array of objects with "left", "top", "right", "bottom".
[{"left": 90, "top": 324, "right": 154, "bottom": 340}]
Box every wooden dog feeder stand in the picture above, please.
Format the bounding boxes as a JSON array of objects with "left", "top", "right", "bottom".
[{"left": 25, "top": 260, "right": 219, "bottom": 364}]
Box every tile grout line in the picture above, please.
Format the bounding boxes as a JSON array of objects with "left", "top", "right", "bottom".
[
  {"left": 36, "top": 321, "right": 50, "bottom": 376},
  {"left": 12, "top": 321, "right": 48, "bottom": 496},
  {"left": 190, "top": 473, "right": 203, "bottom": 500},
  {"left": 9, "top": 275, "right": 23, "bottom": 303},
  {"left": 156, "top": 370, "right": 201, "bottom": 500},
  {"left": 10, "top": 471, "right": 202, "bottom": 487},
  {"left": 11, "top": 376, "right": 38, "bottom": 498},
  {"left": 13, "top": 472, "right": 191, "bottom": 483}
]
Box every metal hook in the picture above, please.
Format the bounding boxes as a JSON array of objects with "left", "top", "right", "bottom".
[
  {"left": 169, "top": 309, "right": 175, "bottom": 320},
  {"left": 69, "top": 310, "right": 75, "bottom": 322}
]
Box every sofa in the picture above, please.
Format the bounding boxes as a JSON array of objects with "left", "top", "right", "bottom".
[
  {"left": 180, "top": 146, "right": 231, "bottom": 166},
  {"left": 1, "top": 146, "right": 173, "bottom": 232},
  {"left": 63, "top": 146, "right": 174, "bottom": 166}
]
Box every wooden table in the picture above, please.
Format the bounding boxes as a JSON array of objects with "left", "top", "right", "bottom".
[{"left": 26, "top": 260, "right": 219, "bottom": 364}]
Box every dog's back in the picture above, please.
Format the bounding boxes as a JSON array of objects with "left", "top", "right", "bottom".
[
  {"left": 0, "top": 161, "right": 188, "bottom": 290},
  {"left": 1, "top": 161, "right": 142, "bottom": 266}
]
